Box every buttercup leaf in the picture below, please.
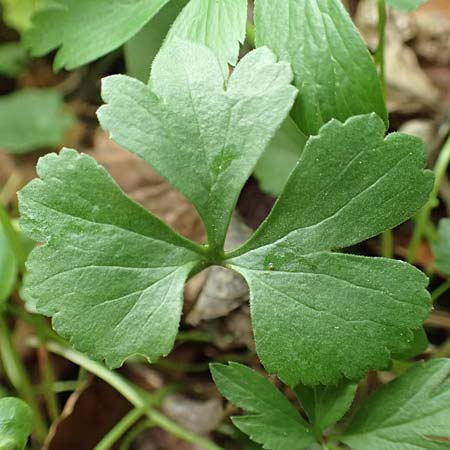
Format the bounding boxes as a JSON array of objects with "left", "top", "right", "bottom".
[
  {"left": 98, "top": 40, "right": 296, "bottom": 250},
  {"left": 165, "top": 0, "right": 247, "bottom": 73},
  {"left": 211, "top": 362, "right": 315, "bottom": 450},
  {"left": 0, "top": 397, "right": 33, "bottom": 450},
  {"left": 228, "top": 114, "right": 433, "bottom": 385},
  {"left": 342, "top": 359, "right": 450, "bottom": 450},
  {"left": 23, "top": 0, "right": 171, "bottom": 70},
  {"left": 255, "top": 0, "right": 388, "bottom": 136}
]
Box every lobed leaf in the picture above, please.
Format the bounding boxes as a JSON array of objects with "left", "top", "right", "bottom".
[
  {"left": 342, "top": 359, "right": 450, "bottom": 450},
  {"left": 228, "top": 114, "right": 433, "bottom": 386},
  {"left": 98, "top": 40, "right": 296, "bottom": 250},
  {"left": 165, "top": 0, "right": 248, "bottom": 74},
  {"left": 211, "top": 362, "right": 315, "bottom": 450},
  {"left": 0, "top": 397, "right": 33, "bottom": 450},
  {"left": 23, "top": 0, "right": 171, "bottom": 70},
  {"left": 20, "top": 149, "right": 203, "bottom": 368},
  {"left": 254, "top": 0, "right": 388, "bottom": 137}
]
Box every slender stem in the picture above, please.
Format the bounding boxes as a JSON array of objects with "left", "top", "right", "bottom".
[
  {"left": 119, "top": 421, "right": 154, "bottom": 450},
  {"left": 0, "top": 314, "right": 48, "bottom": 441},
  {"left": 45, "top": 341, "right": 225, "bottom": 450},
  {"left": 93, "top": 408, "right": 143, "bottom": 450},
  {"left": 375, "top": 0, "right": 387, "bottom": 92},
  {"left": 431, "top": 279, "right": 450, "bottom": 303},
  {"left": 381, "top": 228, "right": 394, "bottom": 258},
  {"left": 37, "top": 345, "right": 60, "bottom": 422},
  {"left": 246, "top": 21, "right": 256, "bottom": 47},
  {"left": 0, "top": 201, "right": 26, "bottom": 273},
  {"left": 408, "top": 136, "right": 450, "bottom": 263}
]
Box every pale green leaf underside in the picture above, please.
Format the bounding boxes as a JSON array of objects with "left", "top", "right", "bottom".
[
  {"left": 228, "top": 114, "right": 433, "bottom": 386},
  {"left": 0, "top": 89, "right": 74, "bottom": 154},
  {"left": 432, "top": 219, "right": 450, "bottom": 276},
  {"left": 98, "top": 40, "right": 296, "bottom": 250},
  {"left": 386, "top": 0, "right": 427, "bottom": 11},
  {"left": 165, "top": 0, "right": 247, "bottom": 73},
  {"left": 20, "top": 149, "right": 203, "bottom": 368},
  {"left": 0, "top": 397, "right": 33, "bottom": 450},
  {"left": 23, "top": 0, "right": 171, "bottom": 70},
  {"left": 342, "top": 359, "right": 450, "bottom": 450},
  {"left": 0, "top": 224, "right": 17, "bottom": 305},
  {"left": 211, "top": 362, "right": 314, "bottom": 450},
  {"left": 255, "top": 0, "right": 388, "bottom": 137}
]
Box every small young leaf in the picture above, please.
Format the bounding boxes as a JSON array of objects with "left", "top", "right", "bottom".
[
  {"left": 0, "top": 224, "right": 17, "bottom": 305},
  {"left": 294, "top": 381, "right": 358, "bottom": 431},
  {"left": 254, "top": 0, "right": 388, "bottom": 136},
  {"left": 20, "top": 149, "right": 204, "bottom": 368},
  {"left": 254, "top": 116, "right": 307, "bottom": 196},
  {"left": 0, "top": 42, "right": 28, "bottom": 78},
  {"left": 23, "top": 0, "right": 171, "bottom": 70},
  {"left": 98, "top": 40, "right": 296, "bottom": 250},
  {"left": 386, "top": 0, "right": 427, "bottom": 12},
  {"left": 0, "top": 89, "right": 74, "bottom": 154},
  {"left": 432, "top": 218, "right": 450, "bottom": 275},
  {"left": 165, "top": 0, "right": 248, "bottom": 73},
  {"left": 0, "top": 0, "right": 41, "bottom": 32},
  {"left": 392, "top": 327, "right": 429, "bottom": 360},
  {"left": 0, "top": 397, "right": 33, "bottom": 450},
  {"left": 228, "top": 114, "right": 434, "bottom": 386},
  {"left": 211, "top": 362, "right": 315, "bottom": 450},
  {"left": 341, "top": 359, "right": 450, "bottom": 450}
]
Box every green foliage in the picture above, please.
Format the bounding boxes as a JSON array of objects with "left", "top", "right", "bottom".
[
  {"left": 165, "top": 0, "right": 247, "bottom": 74},
  {"left": 19, "top": 38, "right": 433, "bottom": 386},
  {"left": 0, "top": 224, "right": 17, "bottom": 305},
  {"left": 211, "top": 362, "right": 315, "bottom": 450},
  {"left": 0, "top": 397, "right": 33, "bottom": 450},
  {"left": 294, "top": 380, "right": 358, "bottom": 431},
  {"left": 341, "top": 359, "right": 450, "bottom": 450},
  {"left": 0, "top": 89, "right": 74, "bottom": 154},
  {"left": 124, "top": 0, "right": 188, "bottom": 82},
  {"left": 254, "top": 117, "right": 307, "bottom": 196},
  {"left": 255, "top": 0, "right": 388, "bottom": 137},
  {"left": 386, "top": 0, "right": 428, "bottom": 11},
  {"left": 23, "top": 0, "right": 171, "bottom": 70},
  {"left": 432, "top": 219, "right": 450, "bottom": 275},
  {"left": 228, "top": 114, "right": 433, "bottom": 386},
  {"left": 0, "top": 0, "right": 41, "bottom": 32},
  {"left": 0, "top": 43, "right": 28, "bottom": 78}
]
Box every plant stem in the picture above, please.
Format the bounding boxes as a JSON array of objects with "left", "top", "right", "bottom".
[
  {"left": 246, "top": 21, "right": 255, "bottom": 47},
  {"left": 431, "top": 279, "right": 450, "bottom": 303},
  {"left": 408, "top": 135, "right": 450, "bottom": 264},
  {"left": 0, "top": 314, "right": 48, "bottom": 441},
  {"left": 45, "top": 341, "right": 226, "bottom": 450},
  {"left": 37, "top": 345, "right": 60, "bottom": 422},
  {"left": 0, "top": 201, "right": 26, "bottom": 273},
  {"left": 119, "top": 421, "right": 154, "bottom": 450},
  {"left": 93, "top": 408, "right": 143, "bottom": 450},
  {"left": 375, "top": 0, "right": 387, "bottom": 92}
]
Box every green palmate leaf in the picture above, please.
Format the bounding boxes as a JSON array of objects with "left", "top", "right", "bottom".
[
  {"left": 0, "top": 42, "right": 28, "bottom": 78},
  {"left": 0, "top": 89, "right": 74, "bottom": 154},
  {"left": 294, "top": 380, "right": 358, "bottom": 431},
  {"left": 98, "top": 40, "right": 296, "bottom": 250},
  {"left": 124, "top": 0, "right": 189, "bottom": 82},
  {"left": 432, "top": 219, "right": 450, "bottom": 275},
  {"left": 211, "top": 362, "right": 315, "bottom": 450},
  {"left": 23, "top": 0, "right": 171, "bottom": 70},
  {"left": 386, "top": 0, "right": 428, "bottom": 11},
  {"left": 0, "top": 397, "right": 33, "bottom": 450},
  {"left": 0, "top": 224, "right": 17, "bottom": 305},
  {"left": 228, "top": 114, "right": 434, "bottom": 386},
  {"left": 341, "top": 359, "right": 450, "bottom": 450},
  {"left": 165, "top": 0, "right": 247, "bottom": 73},
  {"left": 254, "top": 0, "right": 388, "bottom": 137},
  {"left": 20, "top": 149, "right": 204, "bottom": 367},
  {"left": 254, "top": 116, "right": 307, "bottom": 196}
]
